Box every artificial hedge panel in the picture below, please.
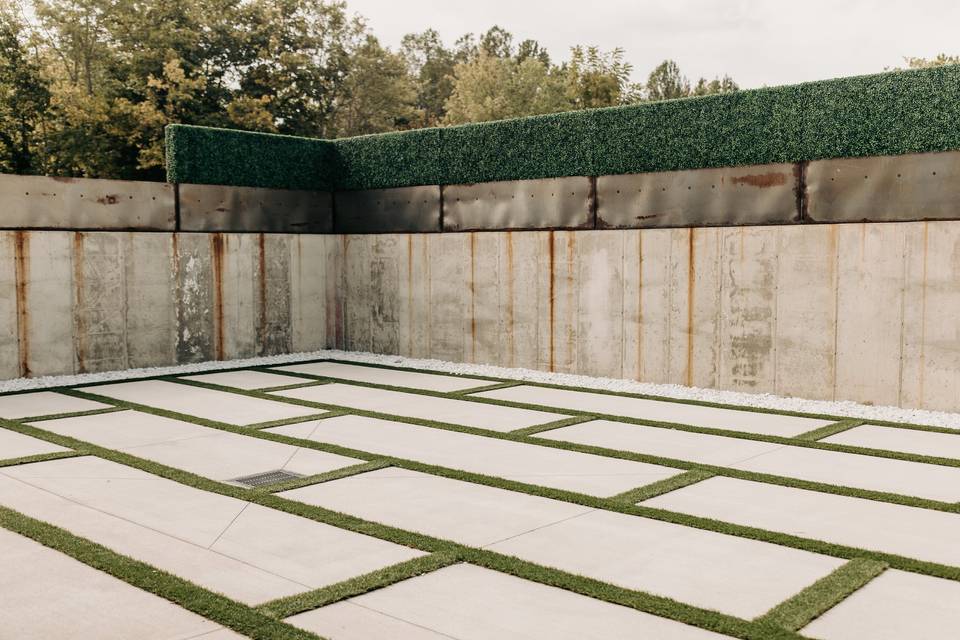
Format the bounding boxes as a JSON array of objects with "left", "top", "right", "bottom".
[
  {"left": 334, "top": 127, "right": 443, "bottom": 190},
  {"left": 440, "top": 110, "right": 596, "bottom": 184},
  {"left": 165, "top": 124, "right": 337, "bottom": 191},
  {"left": 166, "top": 65, "right": 960, "bottom": 191}
]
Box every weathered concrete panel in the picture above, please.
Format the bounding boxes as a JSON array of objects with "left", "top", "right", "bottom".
[
  {"left": 899, "top": 222, "right": 960, "bottom": 411},
  {"left": 443, "top": 177, "right": 593, "bottom": 231},
  {"left": 124, "top": 233, "right": 176, "bottom": 369},
  {"left": 214, "top": 234, "right": 255, "bottom": 360},
  {"left": 627, "top": 229, "right": 674, "bottom": 384},
  {"left": 397, "top": 235, "right": 431, "bottom": 359},
  {"left": 496, "top": 232, "right": 540, "bottom": 370},
  {"left": 23, "top": 233, "right": 74, "bottom": 376},
  {"left": 291, "top": 235, "right": 328, "bottom": 353},
  {"left": 179, "top": 183, "right": 332, "bottom": 233},
  {"left": 73, "top": 233, "right": 127, "bottom": 373},
  {"left": 467, "top": 232, "right": 501, "bottom": 364},
  {"left": 428, "top": 234, "right": 470, "bottom": 363},
  {"left": 718, "top": 227, "right": 778, "bottom": 392},
  {"left": 368, "top": 235, "right": 403, "bottom": 356},
  {"left": 0, "top": 174, "right": 174, "bottom": 231},
  {"left": 575, "top": 231, "right": 624, "bottom": 378},
  {"left": 835, "top": 224, "right": 907, "bottom": 406},
  {"left": 254, "top": 234, "right": 292, "bottom": 356},
  {"left": 0, "top": 234, "right": 19, "bottom": 379},
  {"left": 774, "top": 225, "right": 838, "bottom": 401},
  {"left": 539, "top": 232, "right": 579, "bottom": 374},
  {"left": 173, "top": 233, "right": 215, "bottom": 363}
]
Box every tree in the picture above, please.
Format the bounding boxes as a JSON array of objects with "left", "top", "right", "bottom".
[
  {"left": 331, "top": 35, "right": 417, "bottom": 137},
  {"left": 0, "top": 4, "right": 51, "bottom": 173},
  {"left": 401, "top": 29, "right": 455, "bottom": 126},
  {"left": 565, "top": 46, "right": 639, "bottom": 109},
  {"left": 443, "top": 51, "right": 566, "bottom": 124},
  {"left": 645, "top": 59, "right": 737, "bottom": 101},
  {"left": 900, "top": 54, "right": 960, "bottom": 69}
]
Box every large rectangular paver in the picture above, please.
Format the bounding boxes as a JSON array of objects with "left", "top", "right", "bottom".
[
  {"left": 0, "top": 527, "right": 244, "bottom": 640},
  {"left": 179, "top": 369, "right": 311, "bottom": 390},
  {"left": 287, "top": 563, "right": 732, "bottom": 640},
  {"left": 268, "top": 415, "right": 681, "bottom": 497},
  {"left": 487, "top": 509, "right": 843, "bottom": 619},
  {"left": 0, "top": 457, "right": 423, "bottom": 604},
  {"left": 823, "top": 424, "right": 960, "bottom": 460},
  {"left": 271, "top": 361, "right": 489, "bottom": 392},
  {"left": 643, "top": 476, "right": 960, "bottom": 567},
  {"left": 474, "top": 385, "right": 833, "bottom": 436},
  {"left": 281, "top": 468, "right": 842, "bottom": 618},
  {"left": 29, "top": 410, "right": 361, "bottom": 482},
  {"left": 83, "top": 380, "right": 322, "bottom": 426},
  {"left": 272, "top": 383, "right": 569, "bottom": 433},
  {"left": 0, "top": 426, "right": 69, "bottom": 459},
  {"left": 280, "top": 467, "right": 591, "bottom": 547},
  {"left": 0, "top": 391, "right": 112, "bottom": 419},
  {"left": 802, "top": 569, "right": 960, "bottom": 640},
  {"left": 537, "top": 420, "right": 783, "bottom": 466},
  {"left": 540, "top": 419, "right": 960, "bottom": 502}
]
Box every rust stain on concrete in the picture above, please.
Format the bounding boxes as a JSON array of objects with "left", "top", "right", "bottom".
[
  {"left": 96, "top": 194, "right": 120, "bottom": 205},
  {"left": 548, "top": 231, "right": 556, "bottom": 372},
  {"left": 469, "top": 232, "right": 477, "bottom": 362},
  {"left": 637, "top": 231, "right": 644, "bottom": 379},
  {"left": 566, "top": 232, "right": 576, "bottom": 371},
  {"left": 407, "top": 235, "right": 414, "bottom": 354},
  {"left": 505, "top": 232, "right": 515, "bottom": 367},
  {"left": 918, "top": 222, "right": 929, "bottom": 405},
  {"left": 686, "top": 228, "right": 696, "bottom": 388},
  {"left": 14, "top": 231, "right": 30, "bottom": 377},
  {"left": 73, "top": 232, "right": 87, "bottom": 373},
  {"left": 258, "top": 233, "right": 268, "bottom": 351},
  {"left": 210, "top": 233, "right": 225, "bottom": 361},
  {"left": 731, "top": 172, "right": 788, "bottom": 188}
]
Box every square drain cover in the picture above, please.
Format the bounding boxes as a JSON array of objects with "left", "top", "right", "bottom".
[{"left": 232, "top": 469, "right": 304, "bottom": 487}]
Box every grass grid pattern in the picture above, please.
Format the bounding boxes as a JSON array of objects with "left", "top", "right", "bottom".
[{"left": 1, "top": 358, "right": 957, "bottom": 639}]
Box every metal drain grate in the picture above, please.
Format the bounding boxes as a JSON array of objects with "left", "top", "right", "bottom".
[{"left": 231, "top": 469, "right": 304, "bottom": 487}]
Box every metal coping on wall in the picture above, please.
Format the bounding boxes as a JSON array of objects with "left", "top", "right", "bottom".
[{"left": 5, "top": 149, "right": 960, "bottom": 233}]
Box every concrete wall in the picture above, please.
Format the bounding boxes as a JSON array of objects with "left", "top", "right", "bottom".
[
  {"left": 0, "top": 231, "right": 334, "bottom": 379},
  {"left": 330, "top": 223, "right": 960, "bottom": 413}
]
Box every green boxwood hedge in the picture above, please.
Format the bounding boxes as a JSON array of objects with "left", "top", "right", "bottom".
[{"left": 166, "top": 64, "right": 960, "bottom": 191}]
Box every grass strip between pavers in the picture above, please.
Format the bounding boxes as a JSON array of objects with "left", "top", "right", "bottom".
[
  {"left": 0, "top": 417, "right": 813, "bottom": 640},
  {"left": 611, "top": 470, "right": 718, "bottom": 504},
  {"left": 21, "top": 406, "right": 128, "bottom": 423},
  {"left": 6, "top": 405, "right": 960, "bottom": 588},
  {"left": 0, "top": 504, "right": 322, "bottom": 640},
  {"left": 0, "top": 450, "right": 81, "bottom": 469},
  {"left": 256, "top": 551, "right": 461, "bottom": 619},
  {"left": 261, "top": 460, "right": 392, "bottom": 494},
  {"left": 794, "top": 420, "right": 866, "bottom": 442},
  {"left": 144, "top": 377, "right": 960, "bottom": 514},
  {"left": 755, "top": 558, "right": 888, "bottom": 632}
]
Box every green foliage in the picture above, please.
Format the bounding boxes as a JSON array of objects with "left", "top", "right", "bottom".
[
  {"left": 167, "top": 63, "right": 960, "bottom": 193},
  {"left": 165, "top": 124, "right": 336, "bottom": 191}
]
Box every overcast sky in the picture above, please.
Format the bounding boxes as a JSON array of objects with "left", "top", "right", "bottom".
[{"left": 344, "top": 0, "right": 960, "bottom": 88}]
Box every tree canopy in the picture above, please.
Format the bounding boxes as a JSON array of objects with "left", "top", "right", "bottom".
[{"left": 0, "top": 1, "right": 741, "bottom": 179}]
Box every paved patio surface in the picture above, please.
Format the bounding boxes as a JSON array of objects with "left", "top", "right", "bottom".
[{"left": 1, "top": 358, "right": 959, "bottom": 639}]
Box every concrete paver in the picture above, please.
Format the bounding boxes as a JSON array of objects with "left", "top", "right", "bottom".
[
  {"left": 0, "top": 456, "right": 423, "bottom": 604},
  {"left": 281, "top": 467, "right": 592, "bottom": 547},
  {"left": 822, "top": 424, "right": 960, "bottom": 460},
  {"left": 272, "top": 383, "right": 569, "bottom": 432},
  {"left": 287, "top": 563, "right": 733, "bottom": 639},
  {"left": 178, "top": 369, "right": 311, "bottom": 390},
  {"left": 0, "top": 527, "right": 236, "bottom": 639},
  {"left": 643, "top": 476, "right": 960, "bottom": 567},
  {"left": 0, "top": 426, "right": 69, "bottom": 459},
  {"left": 82, "top": 380, "right": 322, "bottom": 426},
  {"left": 281, "top": 468, "right": 842, "bottom": 618},
  {"left": 30, "top": 410, "right": 360, "bottom": 482},
  {"left": 271, "top": 361, "right": 489, "bottom": 392},
  {"left": 487, "top": 509, "right": 843, "bottom": 619},
  {"left": 540, "top": 419, "right": 960, "bottom": 502},
  {"left": 267, "top": 415, "right": 681, "bottom": 497},
  {"left": 537, "top": 419, "right": 784, "bottom": 466},
  {"left": 802, "top": 569, "right": 960, "bottom": 640},
  {"left": 0, "top": 390, "right": 112, "bottom": 419},
  {"left": 474, "top": 385, "right": 833, "bottom": 436}
]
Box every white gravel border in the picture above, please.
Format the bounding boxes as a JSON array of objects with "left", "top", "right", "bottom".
[{"left": 2, "top": 350, "right": 959, "bottom": 429}]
